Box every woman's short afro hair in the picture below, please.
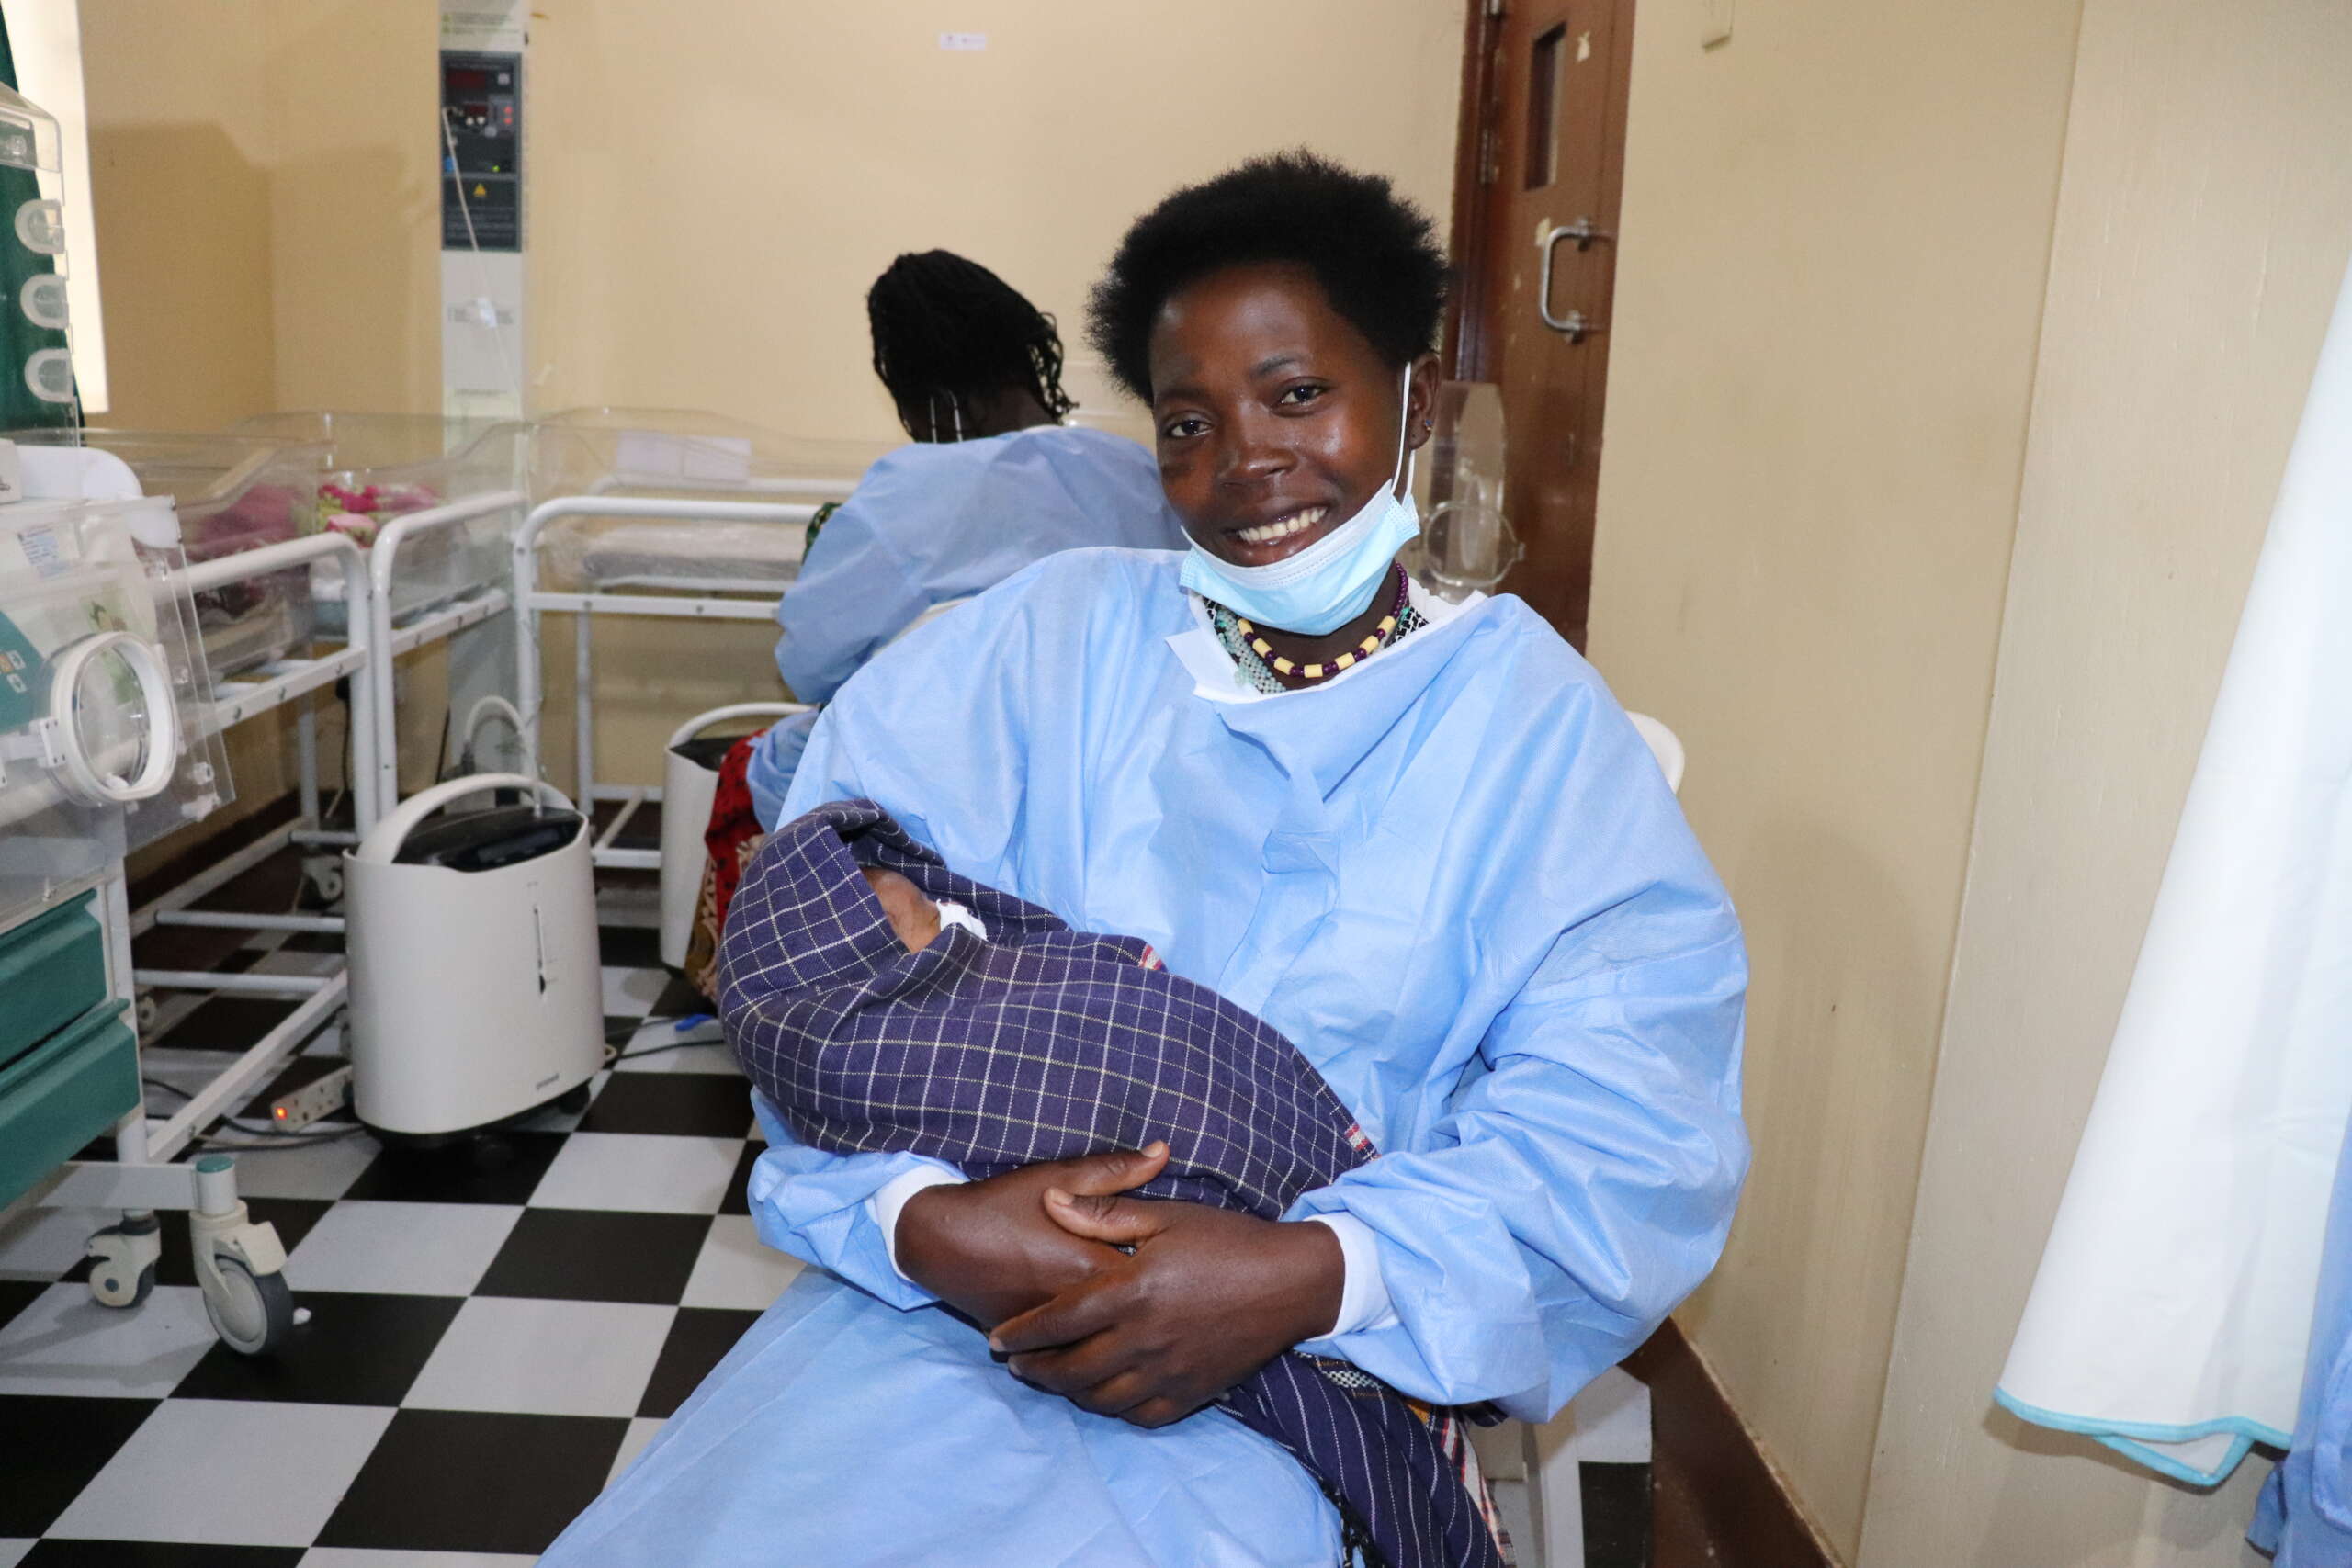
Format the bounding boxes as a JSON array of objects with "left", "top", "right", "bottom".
[{"left": 1087, "top": 151, "right": 1448, "bottom": 403}]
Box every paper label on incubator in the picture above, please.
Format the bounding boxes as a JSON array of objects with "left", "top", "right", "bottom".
[{"left": 17, "top": 523, "right": 64, "bottom": 579}]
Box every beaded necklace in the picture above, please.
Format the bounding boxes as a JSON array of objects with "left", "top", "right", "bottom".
[{"left": 1206, "top": 567, "right": 1425, "bottom": 693}]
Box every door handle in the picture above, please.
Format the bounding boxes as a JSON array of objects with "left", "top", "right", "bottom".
[{"left": 1536, "top": 224, "right": 1610, "bottom": 344}]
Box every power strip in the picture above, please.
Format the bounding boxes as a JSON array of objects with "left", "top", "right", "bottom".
[{"left": 268, "top": 1065, "right": 355, "bottom": 1131}]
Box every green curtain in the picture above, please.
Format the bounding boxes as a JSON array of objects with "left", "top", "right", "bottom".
[{"left": 0, "top": 10, "right": 76, "bottom": 430}]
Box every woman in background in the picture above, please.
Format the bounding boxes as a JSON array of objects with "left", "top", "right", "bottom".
[{"left": 743, "top": 249, "right": 1184, "bottom": 824}]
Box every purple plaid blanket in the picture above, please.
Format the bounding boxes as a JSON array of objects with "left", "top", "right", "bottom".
[{"left": 719, "top": 800, "right": 1508, "bottom": 1568}]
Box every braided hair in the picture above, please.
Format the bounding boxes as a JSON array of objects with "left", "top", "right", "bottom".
[{"left": 867, "top": 251, "right": 1075, "bottom": 430}]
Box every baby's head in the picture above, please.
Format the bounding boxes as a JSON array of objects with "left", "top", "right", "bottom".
[{"left": 861, "top": 866, "right": 941, "bottom": 953}]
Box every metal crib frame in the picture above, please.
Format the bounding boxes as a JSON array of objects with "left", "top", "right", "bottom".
[{"left": 510, "top": 492, "right": 831, "bottom": 871}]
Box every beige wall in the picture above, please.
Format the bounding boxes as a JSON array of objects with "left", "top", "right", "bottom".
[
  {"left": 1858, "top": 4, "right": 2352, "bottom": 1564},
  {"left": 83, "top": 0, "right": 1465, "bottom": 798},
  {"left": 1583, "top": 3, "right": 2084, "bottom": 1556},
  {"left": 82, "top": 0, "right": 298, "bottom": 868},
  {"left": 523, "top": 1, "right": 1463, "bottom": 445}
]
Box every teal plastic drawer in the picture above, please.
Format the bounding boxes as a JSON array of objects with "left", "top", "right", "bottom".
[
  {"left": 0, "top": 891, "right": 109, "bottom": 1072},
  {"left": 0, "top": 1002, "right": 138, "bottom": 1209}
]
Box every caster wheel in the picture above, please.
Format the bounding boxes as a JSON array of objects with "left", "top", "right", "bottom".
[
  {"left": 204, "top": 1256, "right": 295, "bottom": 1355},
  {"left": 90, "top": 1259, "right": 155, "bottom": 1309},
  {"left": 554, "top": 1081, "right": 593, "bottom": 1116},
  {"left": 308, "top": 865, "right": 345, "bottom": 904},
  {"left": 135, "top": 993, "right": 159, "bottom": 1031}
]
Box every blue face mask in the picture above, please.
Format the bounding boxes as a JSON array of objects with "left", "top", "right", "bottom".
[{"left": 1180, "top": 367, "right": 1419, "bottom": 637}]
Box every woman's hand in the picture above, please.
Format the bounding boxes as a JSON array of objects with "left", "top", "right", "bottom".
[
  {"left": 985, "top": 1190, "right": 1345, "bottom": 1428},
  {"left": 896, "top": 1144, "right": 1170, "bottom": 1329}
]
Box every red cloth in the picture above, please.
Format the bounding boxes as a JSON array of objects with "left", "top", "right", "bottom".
[{"left": 702, "top": 731, "right": 767, "bottom": 939}]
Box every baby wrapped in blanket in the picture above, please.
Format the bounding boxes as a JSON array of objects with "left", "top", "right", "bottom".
[{"left": 719, "top": 799, "right": 1507, "bottom": 1568}]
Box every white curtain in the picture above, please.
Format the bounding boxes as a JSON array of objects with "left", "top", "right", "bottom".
[{"left": 1996, "top": 254, "right": 2352, "bottom": 1484}]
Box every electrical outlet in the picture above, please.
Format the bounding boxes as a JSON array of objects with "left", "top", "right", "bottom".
[{"left": 269, "top": 1066, "right": 354, "bottom": 1131}]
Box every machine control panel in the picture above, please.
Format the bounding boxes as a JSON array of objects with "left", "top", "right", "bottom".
[{"left": 439, "top": 50, "right": 521, "bottom": 251}]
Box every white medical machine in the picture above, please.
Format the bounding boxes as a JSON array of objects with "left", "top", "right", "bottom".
[
  {"left": 655, "top": 702, "right": 808, "bottom": 968},
  {"left": 344, "top": 773, "right": 603, "bottom": 1138}
]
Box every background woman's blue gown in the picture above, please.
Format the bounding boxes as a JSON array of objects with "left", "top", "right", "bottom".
[
  {"left": 547, "top": 549, "right": 1749, "bottom": 1568},
  {"left": 744, "top": 423, "right": 1182, "bottom": 825}
]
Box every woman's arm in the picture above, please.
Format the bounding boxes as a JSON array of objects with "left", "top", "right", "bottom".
[
  {"left": 1285, "top": 886, "right": 1748, "bottom": 1419},
  {"left": 772, "top": 488, "right": 931, "bottom": 705},
  {"left": 749, "top": 1100, "right": 1161, "bottom": 1319},
  {"left": 991, "top": 886, "right": 1746, "bottom": 1424}
]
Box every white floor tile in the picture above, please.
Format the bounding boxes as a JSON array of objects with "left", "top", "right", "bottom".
[
  {"left": 213, "top": 1134, "right": 384, "bottom": 1201},
  {"left": 0, "top": 1540, "right": 31, "bottom": 1568},
  {"left": 0, "top": 1282, "right": 217, "bottom": 1398},
  {"left": 403, "top": 1296, "right": 674, "bottom": 1417},
  {"left": 612, "top": 1020, "right": 735, "bottom": 1075},
  {"left": 51, "top": 1397, "right": 391, "bottom": 1545},
  {"left": 681, "top": 1213, "right": 805, "bottom": 1310},
  {"left": 284, "top": 1201, "right": 522, "bottom": 1296},
  {"left": 300, "top": 1551, "right": 539, "bottom": 1567},
  {"left": 605, "top": 1414, "right": 666, "bottom": 1489},
  {"left": 602, "top": 965, "right": 666, "bottom": 1018},
  {"left": 0, "top": 1203, "right": 118, "bottom": 1282},
  {"left": 528, "top": 1133, "right": 742, "bottom": 1214}
]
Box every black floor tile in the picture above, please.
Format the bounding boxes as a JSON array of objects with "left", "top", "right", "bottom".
[
  {"left": 719, "top": 1139, "right": 763, "bottom": 1216},
  {"left": 637, "top": 1305, "right": 763, "bottom": 1418},
  {"left": 171, "top": 1290, "right": 463, "bottom": 1405},
  {"left": 20, "top": 1544, "right": 306, "bottom": 1566},
  {"left": 0, "top": 1393, "right": 161, "bottom": 1536},
  {"left": 598, "top": 925, "right": 663, "bottom": 969},
  {"left": 650, "top": 971, "right": 712, "bottom": 1019},
  {"left": 147, "top": 993, "right": 300, "bottom": 1053},
  {"left": 340, "top": 1129, "right": 567, "bottom": 1204},
  {"left": 277, "top": 929, "right": 344, "bottom": 953},
  {"left": 314, "top": 1407, "right": 628, "bottom": 1555},
  {"left": 130, "top": 920, "right": 262, "bottom": 976},
  {"left": 578, "top": 1072, "right": 753, "bottom": 1139},
  {"left": 1580, "top": 1461, "right": 1653, "bottom": 1568},
  {"left": 0, "top": 1275, "right": 48, "bottom": 1327},
  {"left": 476, "top": 1208, "right": 712, "bottom": 1303},
  {"left": 63, "top": 1198, "right": 330, "bottom": 1290}
]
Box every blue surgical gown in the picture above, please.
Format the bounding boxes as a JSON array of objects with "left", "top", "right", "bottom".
[
  {"left": 548, "top": 549, "right": 1749, "bottom": 1568},
  {"left": 2252, "top": 1106, "right": 2352, "bottom": 1563},
  {"left": 744, "top": 424, "right": 1181, "bottom": 825}
]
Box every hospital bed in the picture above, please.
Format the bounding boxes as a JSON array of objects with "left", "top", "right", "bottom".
[{"left": 511, "top": 408, "right": 890, "bottom": 870}]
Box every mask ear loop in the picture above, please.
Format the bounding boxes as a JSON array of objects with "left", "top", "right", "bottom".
[
  {"left": 950, "top": 391, "right": 966, "bottom": 441},
  {"left": 926, "top": 392, "right": 942, "bottom": 444},
  {"left": 1390, "top": 363, "right": 1418, "bottom": 499}
]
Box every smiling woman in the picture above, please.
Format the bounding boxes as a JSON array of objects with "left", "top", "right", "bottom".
[
  {"left": 542, "top": 152, "right": 1748, "bottom": 1568},
  {"left": 1092, "top": 153, "right": 1452, "bottom": 678}
]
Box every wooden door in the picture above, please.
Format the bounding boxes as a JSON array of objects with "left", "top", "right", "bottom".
[{"left": 1445, "top": 0, "right": 1635, "bottom": 649}]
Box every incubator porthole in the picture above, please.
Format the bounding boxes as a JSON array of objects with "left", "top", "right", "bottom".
[
  {"left": 71, "top": 643, "right": 153, "bottom": 791},
  {"left": 18, "top": 272, "right": 67, "bottom": 329},
  {"left": 24, "top": 347, "right": 74, "bottom": 403},
  {"left": 13, "top": 197, "right": 62, "bottom": 254}
]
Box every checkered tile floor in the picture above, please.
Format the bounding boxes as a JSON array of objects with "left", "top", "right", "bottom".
[{"left": 0, "top": 878, "right": 793, "bottom": 1565}]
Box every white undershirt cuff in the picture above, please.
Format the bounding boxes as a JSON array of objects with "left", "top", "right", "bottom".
[
  {"left": 1302, "top": 1212, "right": 1401, "bottom": 1336},
  {"left": 870, "top": 1165, "right": 968, "bottom": 1275}
]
